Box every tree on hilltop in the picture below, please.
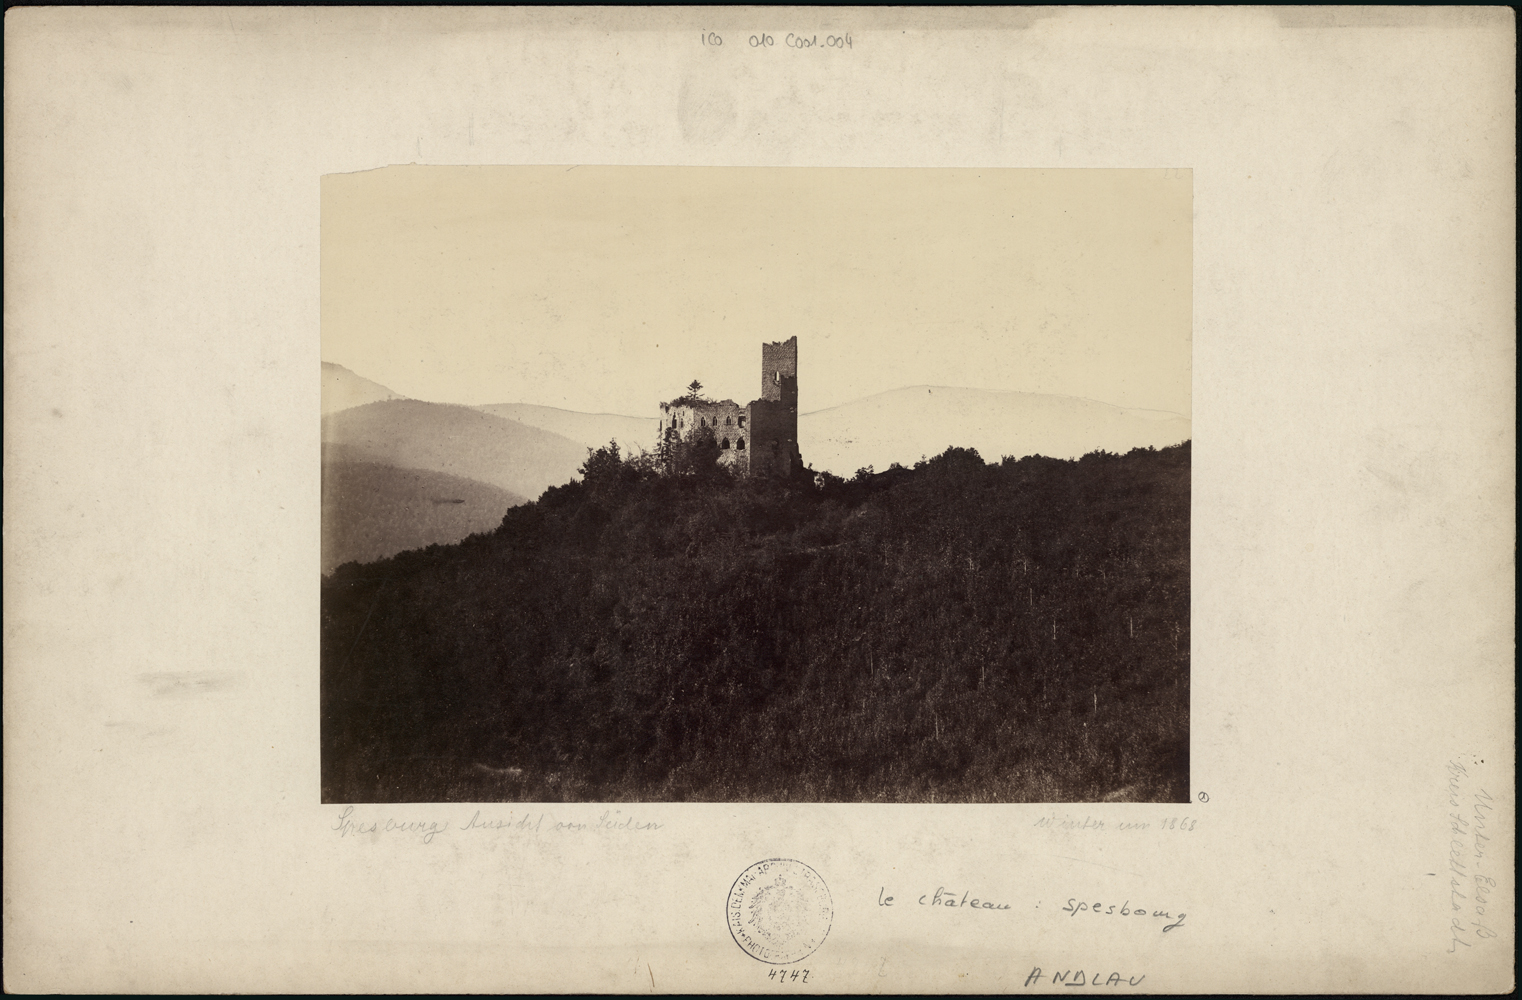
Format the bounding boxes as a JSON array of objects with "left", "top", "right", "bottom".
[
  {"left": 578, "top": 439, "right": 625, "bottom": 489},
  {"left": 668, "top": 379, "right": 710, "bottom": 407}
]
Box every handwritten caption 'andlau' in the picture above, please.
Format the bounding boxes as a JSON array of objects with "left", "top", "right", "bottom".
[
  {"left": 331, "top": 806, "right": 662, "bottom": 845},
  {"left": 1023, "top": 968, "right": 1146, "bottom": 989}
]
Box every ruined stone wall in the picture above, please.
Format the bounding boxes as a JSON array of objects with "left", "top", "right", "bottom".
[{"left": 658, "top": 398, "right": 750, "bottom": 472}]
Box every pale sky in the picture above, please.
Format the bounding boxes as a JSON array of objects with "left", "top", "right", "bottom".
[{"left": 322, "top": 166, "right": 1190, "bottom": 417}]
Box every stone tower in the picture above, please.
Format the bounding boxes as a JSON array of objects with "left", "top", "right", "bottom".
[
  {"left": 760, "top": 337, "right": 799, "bottom": 405},
  {"left": 747, "top": 337, "right": 801, "bottom": 477},
  {"left": 656, "top": 336, "right": 802, "bottom": 478}
]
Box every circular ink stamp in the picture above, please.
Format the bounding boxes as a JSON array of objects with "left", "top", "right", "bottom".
[{"left": 726, "top": 859, "right": 833, "bottom": 964}]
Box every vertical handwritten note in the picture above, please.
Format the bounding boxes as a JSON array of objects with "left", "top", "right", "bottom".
[{"left": 1445, "top": 758, "right": 1500, "bottom": 955}]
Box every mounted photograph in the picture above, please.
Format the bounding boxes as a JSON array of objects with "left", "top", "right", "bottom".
[{"left": 320, "top": 166, "right": 1192, "bottom": 804}]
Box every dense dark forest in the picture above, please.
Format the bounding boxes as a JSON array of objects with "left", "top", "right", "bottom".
[{"left": 321, "top": 437, "right": 1190, "bottom": 803}]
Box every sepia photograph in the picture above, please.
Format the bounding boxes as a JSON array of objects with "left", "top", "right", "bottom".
[{"left": 321, "top": 166, "right": 1193, "bottom": 804}]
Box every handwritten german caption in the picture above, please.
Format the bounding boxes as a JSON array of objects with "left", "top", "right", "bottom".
[
  {"left": 1444, "top": 758, "right": 1501, "bottom": 955},
  {"left": 330, "top": 806, "right": 661, "bottom": 844}
]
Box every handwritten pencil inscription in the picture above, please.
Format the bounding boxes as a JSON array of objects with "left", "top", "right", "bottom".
[
  {"left": 1023, "top": 968, "right": 1146, "bottom": 988},
  {"left": 1444, "top": 758, "right": 1500, "bottom": 955},
  {"left": 1063, "top": 898, "right": 1186, "bottom": 932},
  {"left": 878, "top": 885, "right": 1011, "bottom": 910},
  {"left": 329, "top": 806, "right": 662, "bottom": 845}
]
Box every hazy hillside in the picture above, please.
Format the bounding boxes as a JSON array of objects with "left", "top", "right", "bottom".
[
  {"left": 323, "top": 441, "right": 1190, "bottom": 804},
  {"left": 800, "top": 386, "right": 1190, "bottom": 475},
  {"left": 322, "top": 458, "right": 527, "bottom": 574},
  {"left": 322, "top": 362, "right": 403, "bottom": 414},
  {"left": 476, "top": 402, "right": 659, "bottom": 453},
  {"left": 477, "top": 386, "right": 1189, "bottom": 478},
  {"left": 321, "top": 399, "right": 589, "bottom": 501}
]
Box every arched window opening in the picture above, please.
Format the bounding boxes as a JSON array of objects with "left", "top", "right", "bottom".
[
  {"left": 738, "top": 415, "right": 746, "bottom": 427},
  {"left": 720, "top": 437, "right": 730, "bottom": 450},
  {"left": 737, "top": 438, "right": 746, "bottom": 451}
]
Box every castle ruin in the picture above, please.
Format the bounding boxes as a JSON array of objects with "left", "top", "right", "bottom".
[{"left": 658, "top": 337, "right": 802, "bottom": 478}]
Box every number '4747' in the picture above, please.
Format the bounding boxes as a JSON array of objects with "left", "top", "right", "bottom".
[{"left": 769, "top": 969, "right": 810, "bottom": 984}]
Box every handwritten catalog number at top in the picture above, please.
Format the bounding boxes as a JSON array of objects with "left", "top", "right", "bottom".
[{"left": 700, "top": 32, "right": 853, "bottom": 50}]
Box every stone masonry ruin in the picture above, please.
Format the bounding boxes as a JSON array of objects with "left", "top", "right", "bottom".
[{"left": 658, "top": 336, "right": 802, "bottom": 478}]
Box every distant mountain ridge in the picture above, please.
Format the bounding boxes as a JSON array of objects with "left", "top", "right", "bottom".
[
  {"left": 475, "top": 402, "right": 659, "bottom": 454},
  {"left": 799, "top": 386, "right": 1190, "bottom": 474},
  {"left": 322, "top": 362, "right": 404, "bottom": 414},
  {"left": 320, "top": 364, "right": 1190, "bottom": 571},
  {"left": 323, "top": 366, "right": 1190, "bottom": 475},
  {"left": 321, "top": 399, "right": 589, "bottom": 501},
  {"left": 473, "top": 388, "right": 1190, "bottom": 476}
]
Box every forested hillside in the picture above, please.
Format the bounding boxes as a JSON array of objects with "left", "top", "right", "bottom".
[{"left": 322, "top": 441, "right": 1190, "bottom": 803}]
